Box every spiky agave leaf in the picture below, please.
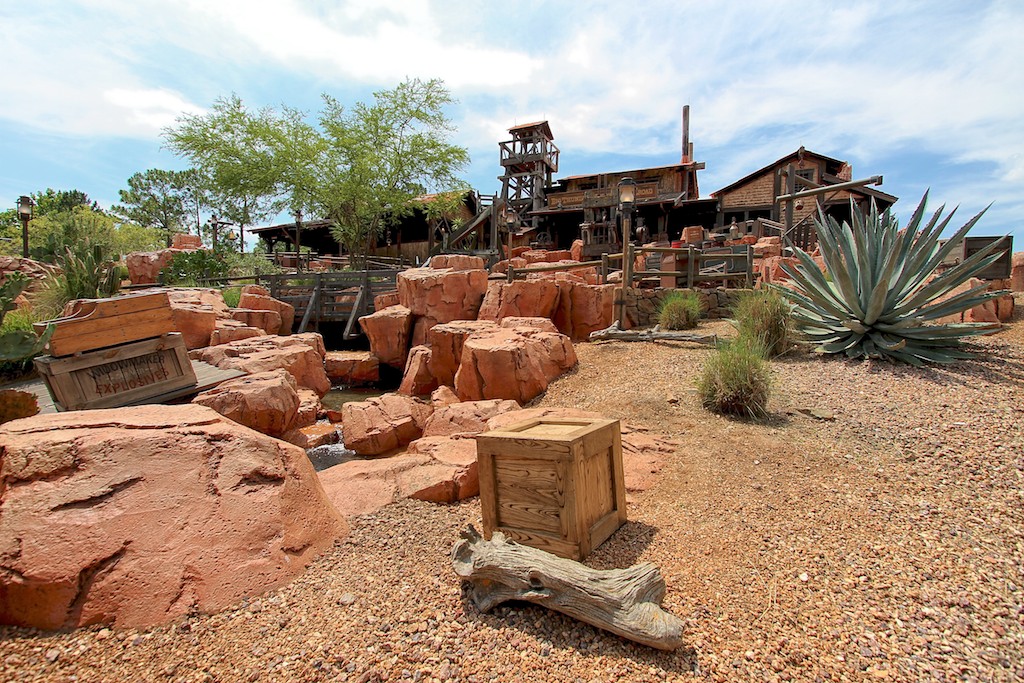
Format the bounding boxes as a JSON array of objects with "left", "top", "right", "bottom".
[{"left": 776, "top": 193, "right": 1008, "bottom": 364}]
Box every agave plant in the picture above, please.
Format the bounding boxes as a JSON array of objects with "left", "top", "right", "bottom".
[{"left": 777, "top": 193, "right": 1008, "bottom": 365}]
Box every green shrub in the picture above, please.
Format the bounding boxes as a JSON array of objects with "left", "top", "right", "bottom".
[
  {"left": 659, "top": 290, "right": 704, "bottom": 330},
  {"left": 161, "top": 249, "right": 230, "bottom": 285},
  {"left": 222, "top": 286, "right": 242, "bottom": 308},
  {"left": 0, "top": 274, "right": 52, "bottom": 379},
  {"left": 697, "top": 337, "right": 772, "bottom": 419},
  {"left": 732, "top": 289, "right": 793, "bottom": 358}
]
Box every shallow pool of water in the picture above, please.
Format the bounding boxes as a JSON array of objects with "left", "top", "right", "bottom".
[{"left": 320, "top": 386, "right": 387, "bottom": 412}]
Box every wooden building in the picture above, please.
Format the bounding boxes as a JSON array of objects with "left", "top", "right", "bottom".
[
  {"left": 250, "top": 191, "right": 479, "bottom": 264},
  {"left": 711, "top": 146, "right": 897, "bottom": 243}
]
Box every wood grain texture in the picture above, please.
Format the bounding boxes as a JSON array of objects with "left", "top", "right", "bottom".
[{"left": 452, "top": 525, "right": 684, "bottom": 651}]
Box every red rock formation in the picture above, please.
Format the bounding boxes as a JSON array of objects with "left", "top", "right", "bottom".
[
  {"left": 282, "top": 423, "right": 339, "bottom": 449},
  {"left": 237, "top": 292, "right": 295, "bottom": 335},
  {"left": 398, "top": 345, "right": 438, "bottom": 397},
  {"left": 360, "top": 305, "right": 413, "bottom": 369},
  {"left": 340, "top": 393, "right": 433, "bottom": 456},
  {"left": 190, "top": 334, "right": 330, "bottom": 396},
  {"left": 209, "top": 320, "right": 266, "bottom": 346},
  {"left": 454, "top": 325, "right": 577, "bottom": 404},
  {"left": 373, "top": 291, "right": 400, "bottom": 309},
  {"left": 421, "top": 399, "right": 520, "bottom": 438},
  {"left": 397, "top": 267, "right": 488, "bottom": 323},
  {"left": 477, "top": 279, "right": 559, "bottom": 321},
  {"left": 125, "top": 249, "right": 183, "bottom": 285},
  {"left": 429, "top": 254, "right": 485, "bottom": 271},
  {"left": 324, "top": 351, "right": 379, "bottom": 386},
  {"left": 1011, "top": 252, "right": 1024, "bottom": 292},
  {"left": 0, "top": 256, "right": 60, "bottom": 290},
  {"left": 230, "top": 308, "right": 283, "bottom": 335},
  {"left": 193, "top": 369, "right": 300, "bottom": 437},
  {"left": 552, "top": 281, "right": 616, "bottom": 340},
  {"left": 426, "top": 320, "right": 499, "bottom": 387},
  {"left": 570, "top": 239, "right": 584, "bottom": 262},
  {"left": 0, "top": 405, "right": 346, "bottom": 630}
]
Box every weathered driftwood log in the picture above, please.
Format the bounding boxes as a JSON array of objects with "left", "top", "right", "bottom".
[
  {"left": 451, "top": 525, "right": 684, "bottom": 651},
  {"left": 588, "top": 322, "right": 717, "bottom": 345}
]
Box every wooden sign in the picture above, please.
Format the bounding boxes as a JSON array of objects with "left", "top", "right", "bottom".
[{"left": 33, "top": 333, "right": 197, "bottom": 411}]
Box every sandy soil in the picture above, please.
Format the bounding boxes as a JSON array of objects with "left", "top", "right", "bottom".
[{"left": 1, "top": 297, "right": 1022, "bottom": 682}]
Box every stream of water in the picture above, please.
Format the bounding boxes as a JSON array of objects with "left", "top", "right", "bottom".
[{"left": 307, "top": 385, "right": 388, "bottom": 471}]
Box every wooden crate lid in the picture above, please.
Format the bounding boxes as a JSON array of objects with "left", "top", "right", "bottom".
[
  {"left": 33, "top": 291, "right": 175, "bottom": 358},
  {"left": 480, "top": 417, "right": 619, "bottom": 442}
]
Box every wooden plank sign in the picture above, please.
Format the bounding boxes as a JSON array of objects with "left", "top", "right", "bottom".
[
  {"left": 475, "top": 417, "right": 626, "bottom": 561},
  {"left": 33, "top": 333, "right": 197, "bottom": 411},
  {"left": 33, "top": 291, "right": 175, "bottom": 358}
]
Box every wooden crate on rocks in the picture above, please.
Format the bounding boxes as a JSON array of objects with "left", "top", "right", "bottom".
[
  {"left": 475, "top": 417, "right": 626, "bottom": 560},
  {"left": 33, "top": 333, "right": 197, "bottom": 411}
]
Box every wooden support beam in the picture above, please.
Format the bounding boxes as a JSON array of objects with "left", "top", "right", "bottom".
[{"left": 452, "top": 526, "right": 685, "bottom": 651}]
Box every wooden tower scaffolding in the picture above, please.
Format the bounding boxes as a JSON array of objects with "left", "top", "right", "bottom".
[{"left": 498, "top": 121, "right": 559, "bottom": 233}]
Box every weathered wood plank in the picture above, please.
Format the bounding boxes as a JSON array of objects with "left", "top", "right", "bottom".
[{"left": 452, "top": 526, "right": 684, "bottom": 651}]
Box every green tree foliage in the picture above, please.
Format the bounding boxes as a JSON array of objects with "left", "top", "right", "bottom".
[
  {"left": 163, "top": 95, "right": 287, "bottom": 234},
  {"left": 30, "top": 189, "right": 100, "bottom": 216},
  {"left": 113, "top": 168, "right": 197, "bottom": 246},
  {"left": 163, "top": 78, "right": 469, "bottom": 259}
]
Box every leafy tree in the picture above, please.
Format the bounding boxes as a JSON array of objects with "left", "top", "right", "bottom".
[
  {"left": 113, "top": 168, "right": 195, "bottom": 246},
  {"left": 163, "top": 95, "right": 287, "bottom": 244},
  {"left": 30, "top": 189, "right": 100, "bottom": 216},
  {"left": 319, "top": 79, "right": 469, "bottom": 259},
  {"left": 29, "top": 206, "right": 118, "bottom": 262},
  {"left": 163, "top": 78, "right": 469, "bottom": 260},
  {"left": 0, "top": 209, "right": 19, "bottom": 256}
]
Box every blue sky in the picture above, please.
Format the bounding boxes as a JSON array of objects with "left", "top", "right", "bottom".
[{"left": 2, "top": 0, "right": 1022, "bottom": 250}]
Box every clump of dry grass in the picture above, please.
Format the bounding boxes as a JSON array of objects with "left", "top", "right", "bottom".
[{"left": 697, "top": 337, "right": 772, "bottom": 418}]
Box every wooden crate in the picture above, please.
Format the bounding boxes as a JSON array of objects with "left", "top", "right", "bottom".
[
  {"left": 33, "top": 333, "right": 198, "bottom": 411},
  {"left": 475, "top": 417, "right": 627, "bottom": 561},
  {"left": 34, "top": 292, "right": 175, "bottom": 358}
]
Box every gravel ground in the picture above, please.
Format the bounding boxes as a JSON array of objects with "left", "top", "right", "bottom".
[{"left": 2, "top": 296, "right": 1022, "bottom": 682}]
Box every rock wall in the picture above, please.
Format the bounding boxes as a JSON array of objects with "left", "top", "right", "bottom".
[{"left": 623, "top": 287, "right": 754, "bottom": 327}]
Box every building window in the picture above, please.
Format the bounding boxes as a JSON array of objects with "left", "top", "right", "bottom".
[{"left": 794, "top": 168, "right": 815, "bottom": 192}]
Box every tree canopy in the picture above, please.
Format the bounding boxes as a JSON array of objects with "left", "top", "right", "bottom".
[
  {"left": 162, "top": 78, "right": 469, "bottom": 257},
  {"left": 113, "top": 168, "right": 201, "bottom": 246}
]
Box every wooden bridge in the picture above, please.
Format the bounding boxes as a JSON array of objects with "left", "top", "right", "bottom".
[{"left": 258, "top": 269, "right": 402, "bottom": 339}]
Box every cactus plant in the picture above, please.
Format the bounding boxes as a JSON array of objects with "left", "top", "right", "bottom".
[{"left": 777, "top": 193, "right": 1007, "bottom": 365}]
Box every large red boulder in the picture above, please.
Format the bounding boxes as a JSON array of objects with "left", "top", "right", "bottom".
[
  {"left": 317, "top": 436, "right": 481, "bottom": 515},
  {"left": 192, "top": 369, "right": 300, "bottom": 437},
  {"left": 340, "top": 393, "right": 433, "bottom": 456},
  {"left": 397, "top": 267, "right": 488, "bottom": 323},
  {"left": 421, "top": 399, "right": 520, "bottom": 438},
  {"left": 553, "top": 281, "right": 616, "bottom": 340},
  {"left": 359, "top": 305, "right": 413, "bottom": 369},
  {"left": 125, "top": 249, "right": 184, "bottom": 286},
  {"left": 237, "top": 292, "right": 294, "bottom": 336},
  {"left": 1010, "top": 252, "right": 1024, "bottom": 292},
  {"left": 429, "top": 254, "right": 485, "bottom": 271},
  {"left": 230, "top": 308, "right": 282, "bottom": 336},
  {"left": 190, "top": 334, "right": 330, "bottom": 396},
  {"left": 477, "top": 279, "right": 560, "bottom": 322},
  {"left": 0, "top": 256, "right": 60, "bottom": 291},
  {"left": 427, "top": 320, "right": 499, "bottom": 387},
  {"left": 454, "top": 324, "right": 577, "bottom": 403},
  {"left": 398, "top": 345, "right": 438, "bottom": 397},
  {"left": 324, "top": 351, "right": 379, "bottom": 386},
  {"left": 209, "top": 320, "right": 266, "bottom": 346},
  {"left": 0, "top": 405, "right": 347, "bottom": 630}
]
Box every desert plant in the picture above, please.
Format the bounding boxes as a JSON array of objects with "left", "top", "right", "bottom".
[
  {"left": 658, "top": 290, "right": 704, "bottom": 330},
  {"left": 221, "top": 286, "right": 242, "bottom": 308},
  {"left": 732, "top": 289, "right": 793, "bottom": 357},
  {"left": 56, "top": 243, "right": 121, "bottom": 301},
  {"left": 697, "top": 337, "right": 772, "bottom": 418},
  {"left": 0, "top": 273, "right": 52, "bottom": 376},
  {"left": 778, "top": 194, "right": 1008, "bottom": 365}
]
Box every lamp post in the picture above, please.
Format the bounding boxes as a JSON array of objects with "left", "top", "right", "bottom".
[
  {"left": 209, "top": 214, "right": 220, "bottom": 251},
  {"left": 17, "top": 195, "right": 33, "bottom": 258},
  {"left": 617, "top": 178, "right": 636, "bottom": 327},
  {"left": 293, "top": 208, "right": 303, "bottom": 272}
]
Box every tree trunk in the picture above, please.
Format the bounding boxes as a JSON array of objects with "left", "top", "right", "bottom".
[{"left": 452, "top": 526, "right": 685, "bottom": 651}]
